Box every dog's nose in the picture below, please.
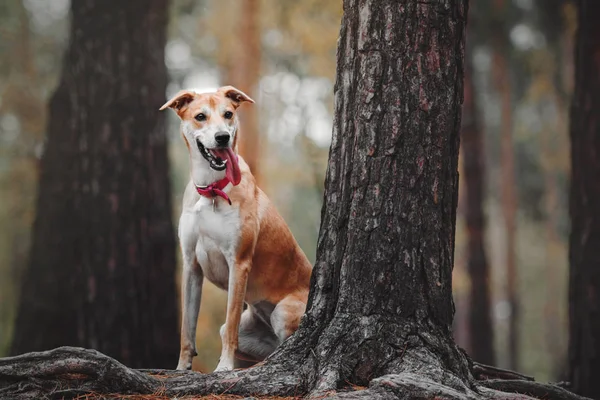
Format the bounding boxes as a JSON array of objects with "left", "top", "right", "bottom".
[{"left": 215, "top": 131, "right": 230, "bottom": 146}]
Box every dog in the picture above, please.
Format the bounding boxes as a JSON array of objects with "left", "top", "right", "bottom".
[{"left": 160, "top": 86, "right": 313, "bottom": 372}]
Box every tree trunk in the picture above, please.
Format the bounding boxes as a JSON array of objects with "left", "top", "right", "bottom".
[
  {"left": 498, "top": 46, "right": 519, "bottom": 375},
  {"left": 462, "top": 35, "right": 495, "bottom": 366},
  {"left": 542, "top": 130, "right": 563, "bottom": 375},
  {"left": 9, "top": 0, "right": 179, "bottom": 368},
  {"left": 568, "top": 1, "right": 600, "bottom": 397},
  {"left": 537, "top": 0, "right": 572, "bottom": 380},
  {"left": 491, "top": 0, "right": 519, "bottom": 372},
  {"left": 270, "top": 0, "right": 471, "bottom": 390},
  {"left": 230, "top": 0, "right": 261, "bottom": 184}
]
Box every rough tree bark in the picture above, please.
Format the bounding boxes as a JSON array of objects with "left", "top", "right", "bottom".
[
  {"left": 462, "top": 21, "right": 496, "bottom": 367},
  {"left": 270, "top": 0, "right": 472, "bottom": 391},
  {"left": 568, "top": 1, "right": 600, "bottom": 398},
  {"left": 0, "top": 1, "right": 592, "bottom": 399},
  {"left": 9, "top": 0, "right": 179, "bottom": 368}
]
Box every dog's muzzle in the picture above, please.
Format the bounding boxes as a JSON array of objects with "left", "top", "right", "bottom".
[{"left": 197, "top": 139, "right": 228, "bottom": 171}]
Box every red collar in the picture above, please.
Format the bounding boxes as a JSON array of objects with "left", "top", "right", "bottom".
[{"left": 195, "top": 177, "right": 234, "bottom": 205}]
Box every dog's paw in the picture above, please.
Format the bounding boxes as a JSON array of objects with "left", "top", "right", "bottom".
[
  {"left": 176, "top": 360, "right": 193, "bottom": 371},
  {"left": 214, "top": 361, "right": 234, "bottom": 372}
]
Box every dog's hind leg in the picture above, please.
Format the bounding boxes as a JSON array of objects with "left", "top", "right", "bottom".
[
  {"left": 238, "top": 308, "right": 279, "bottom": 364},
  {"left": 220, "top": 308, "right": 279, "bottom": 368},
  {"left": 270, "top": 293, "right": 307, "bottom": 344}
]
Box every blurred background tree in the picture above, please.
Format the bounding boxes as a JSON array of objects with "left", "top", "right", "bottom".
[
  {"left": 491, "top": 0, "right": 520, "bottom": 372},
  {"left": 460, "top": 9, "right": 495, "bottom": 366},
  {"left": 452, "top": 0, "right": 574, "bottom": 381},
  {"left": 0, "top": 0, "right": 582, "bottom": 382},
  {"left": 568, "top": 1, "right": 600, "bottom": 397},
  {"left": 8, "top": 0, "right": 179, "bottom": 368},
  {"left": 0, "top": 0, "right": 68, "bottom": 356}
]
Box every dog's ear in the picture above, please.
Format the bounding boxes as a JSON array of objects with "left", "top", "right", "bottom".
[
  {"left": 218, "top": 86, "right": 255, "bottom": 107},
  {"left": 159, "top": 90, "right": 196, "bottom": 113}
]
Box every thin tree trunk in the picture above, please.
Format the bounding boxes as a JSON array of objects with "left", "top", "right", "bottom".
[
  {"left": 462, "top": 38, "right": 495, "bottom": 366},
  {"left": 499, "top": 51, "right": 519, "bottom": 374},
  {"left": 542, "top": 130, "right": 562, "bottom": 372},
  {"left": 537, "top": 0, "right": 573, "bottom": 380},
  {"left": 568, "top": 1, "right": 600, "bottom": 397},
  {"left": 10, "top": 0, "right": 178, "bottom": 368},
  {"left": 542, "top": 72, "right": 566, "bottom": 380},
  {"left": 492, "top": 0, "right": 519, "bottom": 371},
  {"left": 455, "top": 152, "right": 471, "bottom": 353},
  {"left": 230, "top": 0, "right": 261, "bottom": 184}
]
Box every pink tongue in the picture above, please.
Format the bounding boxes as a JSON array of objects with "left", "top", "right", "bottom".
[{"left": 211, "top": 148, "right": 241, "bottom": 185}]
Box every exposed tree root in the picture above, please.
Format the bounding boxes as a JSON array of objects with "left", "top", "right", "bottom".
[
  {"left": 0, "top": 347, "right": 157, "bottom": 399},
  {"left": 471, "top": 362, "right": 534, "bottom": 381},
  {"left": 0, "top": 347, "right": 300, "bottom": 399},
  {"left": 0, "top": 347, "right": 592, "bottom": 400},
  {"left": 479, "top": 380, "right": 591, "bottom": 400}
]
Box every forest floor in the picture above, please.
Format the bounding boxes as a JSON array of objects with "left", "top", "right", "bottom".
[{"left": 74, "top": 392, "right": 365, "bottom": 399}]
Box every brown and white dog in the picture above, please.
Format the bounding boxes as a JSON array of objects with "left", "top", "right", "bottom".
[{"left": 160, "top": 86, "right": 312, "bottom": 371}]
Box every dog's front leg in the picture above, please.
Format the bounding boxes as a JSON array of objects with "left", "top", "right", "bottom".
[
  {"left": 177, "top": 257, "right": 203, "bottom": 370},
  {"left": 215, "top": 258, "right": 251, "bottom": 372}
]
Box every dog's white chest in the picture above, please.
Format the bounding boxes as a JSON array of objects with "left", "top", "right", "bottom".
[{"left": 179, "top": 196, "right": 241, "bottom": 290}]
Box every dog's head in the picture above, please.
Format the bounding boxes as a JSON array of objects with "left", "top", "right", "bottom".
[{"left": 160, "top": 86, "right": 254, "bottom": 185}]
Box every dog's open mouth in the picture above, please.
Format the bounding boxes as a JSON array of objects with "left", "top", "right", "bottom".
[
  {"left": 196, "top": 139, "right": 242, "bottom": 185},
  {"left": 197, "top": 140, "right": 228, "bottom": 171}
]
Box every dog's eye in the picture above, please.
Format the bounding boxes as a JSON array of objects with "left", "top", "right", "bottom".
[
  {"left": 195, "top": 113, "right": 206, "bottom": 122},
  {"left": 223, "top": 111, "right": 233, "bottom": 120}
]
